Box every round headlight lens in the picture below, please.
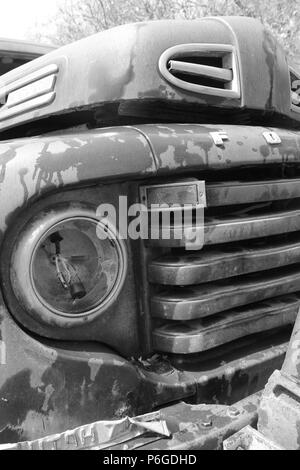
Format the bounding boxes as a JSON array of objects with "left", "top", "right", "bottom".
[
  {"left": 10, "top": 206, "right": 127, "bottom": 326},
  {"left": 32, "top": 218, "right": 120, "bottom": 315}
]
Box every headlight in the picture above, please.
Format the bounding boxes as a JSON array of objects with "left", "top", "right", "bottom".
[{"left": 10, "top": 204, "right": 127, "bottom": 327}]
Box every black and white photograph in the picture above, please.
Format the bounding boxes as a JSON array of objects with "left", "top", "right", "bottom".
[{"left": 0, "top": 0, "right": 299, "bottom": 455}]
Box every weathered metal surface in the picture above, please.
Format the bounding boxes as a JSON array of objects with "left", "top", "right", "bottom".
[
  {"left": 205, "top": 209, "right": 300, "bottom": 246},
  {"left": 139, "top": 394, "right": 261, "bottom": 450},
  {"left": 0, "top": 127, "right": 156, "bottom": 237},
  {"left": 148, "top": 208, "right": 300, "bottom": 249},
  {"left": 0, "top": 19, "right": 234, "bottom": 130},
  {"left": 258, "top": 370, "right": 300, "bottom": 450},
  {"left": 281, "top": 304, "right": 300, "bottom": 382},
  {"left": 222, "top": 16, "right": 290, "bottom": 116},
  {"left": 0, "top": 299, "right": 195, "bottom": 445},
  {"left": 0, "top": 17, "right": 298, "bottom": 133},
  {"left": 131, "top": 355, "right": 195, "bottom": 411},
  {"left": 0, "top": 128, "right": 156, "bottom": 357},
  {"left": 140, "top": 180, "right": 206, "bottom": 209},
  {"left": 153, "top": 295, "right": 298, "bottom": 354},
  {"left": 0, "top": 16, "right": 298, "bottom": 448},
  {"left": 0, "top": 289, "right": 288, "bottom": 445},
  {"left": 135, "top": 124, "right": 300, "bottom": 174},
  {"left": 0, "top": 411, "right": 171, "bottom": 451},
  {"left": 149, "top": 235, "right": 300, "bottom": 286},
  {"left": 257, "top": 308, "right": 300, "bottom": 449},
  {"left": 0, "top": 90, "right": 298, "bottom": 448},
  {"left": 0, "top": 124, "right": 300, "bottom": 243},
  {"left": 2, "top": 123, "right": 297, "bottom": 443},
  {"left": 0, "top": 313, "right": 141, "bottom": 444},
  {"left": 207, "top": 178, "right": 300, "bottom": 207},
  {"left": 0, "top": 186, "right": 143, "bottom": 356},
  {"left": 0, "top": 396, "right": 261, "bottom": 451},
  {"left": 223, "top": 425, "right": 284, "bottom": 450},
  {"left": 171, "top": 329, "right": 290, "bottom": 406},
  {"left": 168, "top": 58, "right": 234, "bottom": 84},
  {"left": 151, "top": 265, "right": 300, "bottom": 321}
]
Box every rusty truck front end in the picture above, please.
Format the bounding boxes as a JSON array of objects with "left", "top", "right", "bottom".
[{"left": 0, "top": 17, "right": 300, "bottom": 449}]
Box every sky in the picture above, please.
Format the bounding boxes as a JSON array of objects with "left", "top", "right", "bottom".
[{"left": 0, "top": 0, "right": 60, "bottom": 40}]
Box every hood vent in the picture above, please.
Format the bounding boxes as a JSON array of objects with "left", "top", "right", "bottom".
[
  {"left": 159, "top": 44, "right": 240, "bottom": 99},
  {"left": 0, "top": 64, "right": 58, "bottom": 122},
  {"left": 290, "top": 67, "right": 300, "bottom": 113}
]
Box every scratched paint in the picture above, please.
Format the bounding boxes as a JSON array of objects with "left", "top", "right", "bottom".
[
  {"left": 0, "top": 16, "right": 300, "bottom": 449},
  {"left": 0, "top": 17, "right": 299, "bottom": 135},
  {"left": 0, "top": 127, "right": 155, "bottom": 235},
  {"left": 258, "top": 369, "right": 300, "bottom": 449}
]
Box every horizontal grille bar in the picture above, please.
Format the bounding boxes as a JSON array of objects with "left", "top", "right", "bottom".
[
  {"left": 149, "top": 235, "right": 300, "bottom": 286},
  {"left": 206, "top": 178, "right": 300, "bottom": 207},
  {"left": 148, "top": 176, "right": 300, "bottom": 355},
  {"left": 153, "top": 295, "right": 299, "bottom": 354},
  {"left": 168, "top": 60, "right": 233, "bottom": 82},
  {"left": 149, "top": 209, "right": 300, "bottom": 248},
  {"left": 151, "top": 265, "right": 300, "bottom": 320},
  {"left": 205, "top": 209, "right": 300, "bottom": 245}
]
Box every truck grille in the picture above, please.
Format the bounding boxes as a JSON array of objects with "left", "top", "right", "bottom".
[{"left": 147, "top": 178, "right": 300, "bottom": 355}]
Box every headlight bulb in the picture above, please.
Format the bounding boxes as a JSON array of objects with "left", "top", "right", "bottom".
[{"left": 50, "top": 231, "right": 87, "bottom": 301}]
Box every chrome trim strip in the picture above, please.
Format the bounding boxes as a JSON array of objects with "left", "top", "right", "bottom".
[
  {"left": 207, "top": 178, "right": 300, "bottom": 207},
  {"left": 168, "top": 60, "right": 233, "bottom": 82},
  {"left": 149, "top": 235, "right": 300, "bottom": 286},
  {"left": 153, "top": 295, "right": 298, "bottom": 353},
  {"left": 147, "top": 209, "right": 300, "bottom": 248},
  {"left": 151, "top": 265, "right": 300, "bottom": 320}
]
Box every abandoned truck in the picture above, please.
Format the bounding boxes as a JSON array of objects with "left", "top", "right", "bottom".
[{"left": 0, "top": 16, "right": 300, "bottom": 450}]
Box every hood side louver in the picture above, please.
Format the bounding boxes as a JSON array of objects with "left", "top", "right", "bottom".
[
  {"left": 159, "top": 44, "right": 240, "bottom": 99},
  {"left": 0, "top": 64, "right": 58, "bottom": 122},
  {"left": 290, "top": 67, "right": 300, "bottom": 113}
]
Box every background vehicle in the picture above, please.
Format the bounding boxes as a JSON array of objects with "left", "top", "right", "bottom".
[
  {"left": 0, "top": 16, "right": 299, "bottom": 449},
  {"left": 0, "top": 38, "right": 54, "bottom": 76}
]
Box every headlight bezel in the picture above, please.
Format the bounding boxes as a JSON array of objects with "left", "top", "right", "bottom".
[{"left": 10, "top": 203, "right": 128, "bottom": 328}]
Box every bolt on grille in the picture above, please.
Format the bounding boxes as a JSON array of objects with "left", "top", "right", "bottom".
[{"left": 146, "top": 178, "right": 300, "bottom": 355}]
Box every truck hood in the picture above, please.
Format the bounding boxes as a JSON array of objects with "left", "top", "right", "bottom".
[{"left": 0, "top": 17, "right": 298, "bottom": 134}]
